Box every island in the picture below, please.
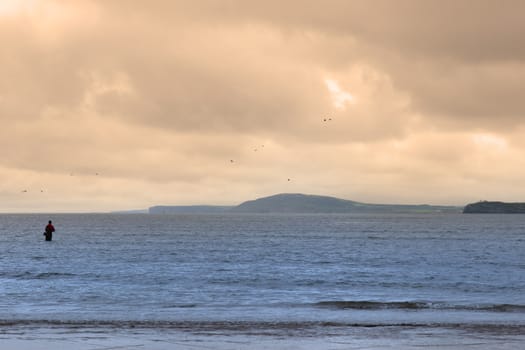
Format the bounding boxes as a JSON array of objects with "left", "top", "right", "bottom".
[
  {"left": 148, "top": 193, "right": 461, "bottom": 214},
  {"left": 463, "top": 201, "right": 525, "bottom": 214}
]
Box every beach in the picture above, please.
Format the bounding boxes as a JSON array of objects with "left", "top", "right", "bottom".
[{"left": 2, "top": 322, "right": 525, "bottom": 349}]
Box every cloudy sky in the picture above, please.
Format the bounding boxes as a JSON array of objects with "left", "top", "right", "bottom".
[{"left": 2, "top": 0, "right": 525, "bottom": 212}]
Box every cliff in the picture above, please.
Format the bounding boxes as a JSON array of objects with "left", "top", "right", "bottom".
[{"left": 463, "top": 201, "right": 525, "bottom": 214}]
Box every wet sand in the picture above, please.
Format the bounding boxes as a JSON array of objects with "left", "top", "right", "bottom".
[{"left": 1, "top": 323, "right": 525, "bottom": 350}]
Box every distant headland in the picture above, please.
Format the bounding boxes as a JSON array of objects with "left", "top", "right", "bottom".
[
  {"left": 463, "top": 201, "right": 525, "bottom": 214},
  {"left": 146, "top": 193, "right": 461, "bottom": 214}
]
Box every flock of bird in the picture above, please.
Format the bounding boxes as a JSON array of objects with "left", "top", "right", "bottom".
[
  {"left": 227, "top": 116, "right": 334, "bottom": 184},
  {"left": 21, "top": 117, "right": 334, "bottom": 194},
  {"left": 20, "top": 172, "right": 100, "bottom": 194}
]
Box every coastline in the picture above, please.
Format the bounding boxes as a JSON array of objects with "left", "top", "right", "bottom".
[{"left": 2, "top": 322, "right": 525, "bottom": 350}]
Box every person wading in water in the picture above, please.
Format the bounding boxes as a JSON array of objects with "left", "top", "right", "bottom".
[{"left": 44, "top": 220, "right": 55, "bottom": 241}]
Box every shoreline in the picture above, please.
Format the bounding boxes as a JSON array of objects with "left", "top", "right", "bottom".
[{"left": 1, "top": 322, "right": 525, "bottom": 350}]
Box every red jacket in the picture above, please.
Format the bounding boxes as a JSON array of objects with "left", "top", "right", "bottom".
[{"left": 45, "top": 224, "right": 55, "bottom": 234}]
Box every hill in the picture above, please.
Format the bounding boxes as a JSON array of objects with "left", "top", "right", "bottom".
[
  {"left": 463, "top": 201, "right": 525, "bottom": 214},
  {"left": 232, "top": 193, "right": 459, "bottom": 213},
  {"left": 147, "top": 193, "right": 461, "bottom": 214}
]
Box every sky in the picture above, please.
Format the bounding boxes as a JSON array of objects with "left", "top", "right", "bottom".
[{"left": 2, "top": 0, "right": 525, "bottom": 212}]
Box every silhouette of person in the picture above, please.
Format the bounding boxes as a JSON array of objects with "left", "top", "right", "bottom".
[{"left": 44, "top": 220, "right": 55, "bottom": 241}]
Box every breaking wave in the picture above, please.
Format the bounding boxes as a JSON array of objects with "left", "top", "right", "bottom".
[
  {"left": 0, "top": 319, "right": 524, "bottom": 337},
  {"left": 315, "top": 301, "right": 525, "bottom": 312}
]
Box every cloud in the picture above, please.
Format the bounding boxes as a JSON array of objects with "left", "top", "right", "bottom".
[
  {"left": 1, "top": 0, "right": 525, "bottom": 211},
  {"left": 183, "top": 0, "right": 525, "bottom": 128}
]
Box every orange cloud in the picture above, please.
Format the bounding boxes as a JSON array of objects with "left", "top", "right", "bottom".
[{"left": 1, "top": 1, "right": 525, "bottom": 211}]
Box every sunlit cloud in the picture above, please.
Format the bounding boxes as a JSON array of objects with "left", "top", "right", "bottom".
[
  {"left": 325, "top": 79, "right": 355, "bottom": 110},
  {"left": 471, "top": 133, "right": 508, "bottom": 151},
  {"left": 0, "top": 0, "right": 36, "bottom": 17}
]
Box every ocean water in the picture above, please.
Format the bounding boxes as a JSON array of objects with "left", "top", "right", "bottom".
[{"left": 1, "top": 213, "right": 524, "bottom": 344}]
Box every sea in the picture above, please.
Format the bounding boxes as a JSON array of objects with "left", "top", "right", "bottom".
[{"left": 1, "top": 213, "right": 524, "bottom": 349}]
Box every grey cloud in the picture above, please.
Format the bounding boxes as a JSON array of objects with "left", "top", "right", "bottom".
[
  {"left": 4, "top": 0, "right": 525, "bottom": 211},
  {"left": 187, "top": 0, "right": 525, "bottom": 61},
  {"left": 0, "top": 30, "right": 85, "bottom": 120},
  {"left": 11, "top": 0, "right": 525, "bottom": 140},
  {"left": 161, "top": 0, "right": 525, "bottom": 127}
]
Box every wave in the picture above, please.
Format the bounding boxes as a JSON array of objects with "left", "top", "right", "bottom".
[
  {"left": 162, "top": 304, "right": 197, "bottom": 309},
  {"left": 2, "top": 272, "right": 77, "bottom": 280},
  {"left": 315, "top": 301, "right": 525, "bottom": 312},
  {"left": 0, "top": 319, "right": 524, "bottom": 336}
]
